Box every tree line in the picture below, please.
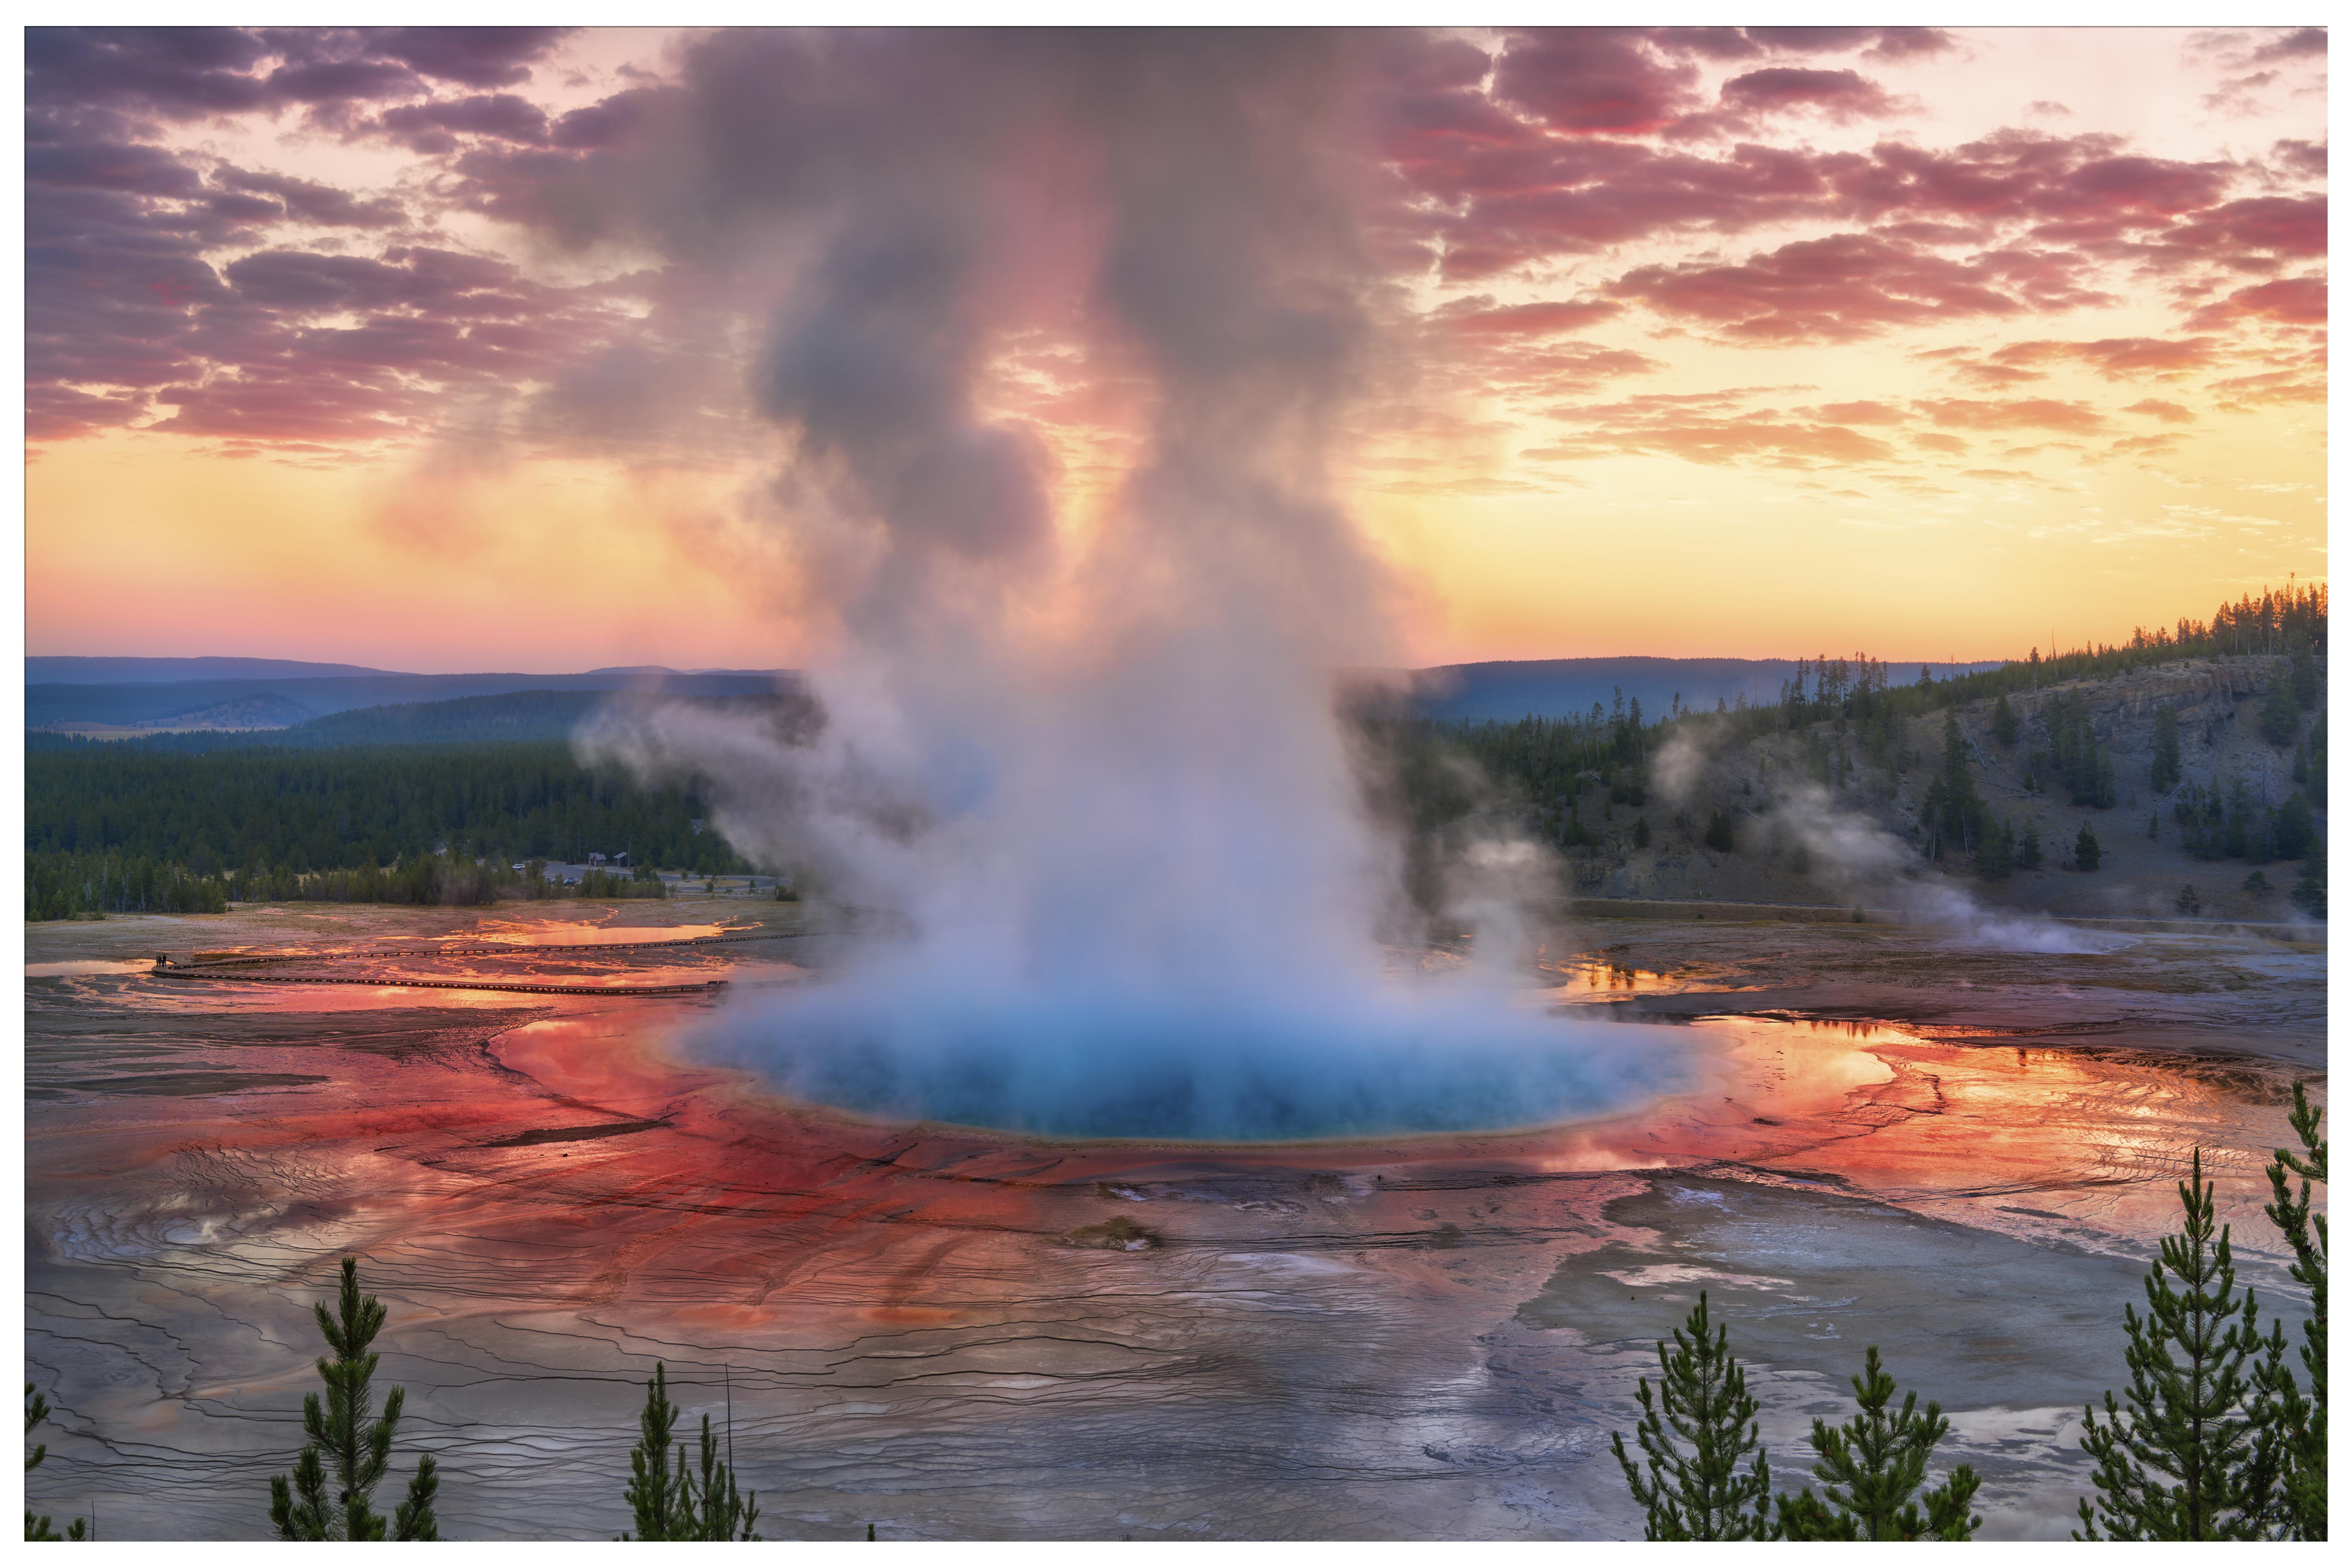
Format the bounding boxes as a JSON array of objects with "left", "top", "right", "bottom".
[
  {"left": 24, "top": 741, "right": 754, "bottom": 919},
  {"left": 26, "top": 689, "right": 813, "bottom": 754},
  {"left": 1614, "top": 1088, "right": 2325, "bottom": 1541},
  {"left": 1386, "top": 585, "right": 2324, "bottom": 904},
  {"left": 27, "top": 850, "right": 676, "bottom": 923}
]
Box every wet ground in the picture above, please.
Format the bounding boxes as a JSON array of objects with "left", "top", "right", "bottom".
[{"left": 22, "top": 901, "right": 2325, "bottom": 1540}]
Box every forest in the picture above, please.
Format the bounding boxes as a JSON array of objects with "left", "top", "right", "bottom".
[
  {"left": 21, "top": 584, "right": 2327, "bottom": 921},
  {"left": 26, "top": 688, "right": 808, "bottom": 752},
  {"left": 24, "top": 741, "right": 749, "bottom": 919},
  {"left": 1373, "top": 582, "right": 2327, "bottom": 916}
]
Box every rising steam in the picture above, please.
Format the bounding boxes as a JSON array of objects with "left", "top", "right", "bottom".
[
  {"left": 1650, "top": 719, "right": 2121, "bottom": 956},
  {"left": 576, "top": 32, "right": 1682, "bottom": 1138}
]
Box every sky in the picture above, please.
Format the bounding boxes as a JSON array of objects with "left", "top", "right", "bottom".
[{"left": 22, "top": 26, "right": 2329, "bottom": 673}]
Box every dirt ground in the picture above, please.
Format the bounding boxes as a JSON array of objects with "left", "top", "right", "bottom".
[{"left": 22, "top": 899, "right": 2326, "bottom": 1540}]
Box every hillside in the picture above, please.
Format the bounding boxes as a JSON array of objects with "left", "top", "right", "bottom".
[
  {"left": 1553, "top": 654, "right": 2323, "bottom": 925},
  {"left": 26, "top": 668, "right": 798, "bottom": 732},
  {"left": 1412, "top": 656, "right": 2001, "bottom": 723}
]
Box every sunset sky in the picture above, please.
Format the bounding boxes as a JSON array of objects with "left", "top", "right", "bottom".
[{"left": 23, "top": 26, "right": 2328, "bottom": 673}]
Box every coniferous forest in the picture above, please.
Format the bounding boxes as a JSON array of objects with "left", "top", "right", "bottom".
[
  {"left": 21, "top": 584, "right": 2325, "bottom": 920},
  {"left": 24, "top": 742, "right": 748, "bottom": 920}
]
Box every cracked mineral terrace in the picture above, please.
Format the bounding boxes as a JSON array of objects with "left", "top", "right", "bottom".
[{"left": 23, "top": 900, "right": 2324, "bottom": 1540}]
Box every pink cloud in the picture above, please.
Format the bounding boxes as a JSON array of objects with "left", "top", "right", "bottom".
[
  {"left": 1719, "top": 67, "right": 1896, "bottom": 120},
  {"left": 1608, "top": 232, "right": 2106, "bottom": 343},
  {"left": 2187, "top": 274, "right": 2327, "bottom": 327},
  {"left": 1915, "top": 397, "right": 2108, "bottom": 433},
  {"left": 1490, "top": 31, "right": 1700, "bottom": 137}
]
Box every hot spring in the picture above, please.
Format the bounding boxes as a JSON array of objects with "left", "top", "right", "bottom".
[{"left": 695, "top": 967, "right": 1692, "bottom": 1142}]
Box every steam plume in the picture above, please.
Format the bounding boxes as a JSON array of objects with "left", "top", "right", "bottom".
[{"left": 578, "top": 32, "right": 1680, "bottom": 1138}]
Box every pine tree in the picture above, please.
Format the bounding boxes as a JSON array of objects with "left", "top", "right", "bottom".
[
  {"left": 2017, "top": 822, "right": 2044, "bottom": 869},
  {"left": 1977, "top": 819, "right": 2013, "bottom": 881},
  {"left": 682, "top": 1414, "right": 759, "bottom": 1542},
  {"left": 2290, "top": 843, "right": 2326, "bottom": 920},
  {"left": 2152, "top": 707, "right": 2181, "bottom": 794},
  {"left": 394, "top": 1453, "right": 441, "bottom": 1542},
  {"left": 24, "top": 1384, "right": 87, "bottom": 1542},
  {"left": 1633, "top": 817, "right": 1652, "bottom": 849},
  {"left": 267, "top": 1257, "right": 441, "bottom": 1541},
  {"left": 1703, "top": 810, "right": 1735, "bottom": 853},
  {"left": 621, "top": 1363, "right": 684, "bottom": 1541},
  {"left": 2253, "top": 1084, "right": 2325, "bottom": 1540},
  {"left": 1611, "top": 1292, "right": 1774, "bottom": 1540},
  {"left": 2076, "top": 1150, "right": 2276, "bottom": 1539},
  {"left": 1933, "top": 711, "right": 1985, "bottom": 854},
  {"left": 2289, "top": 635, "right": 2319, "bottom": 711},
  {"left": 2259, "top": 678, "right": 2300, "bottom": 747},
  {"left": 620, "top": 1364, "right": 759, "bottom": 1541},
  {"left": 2075, "top": 825, "right": 2102, "bottom": 872},
  {"left": 1991, "top": 691, "right": 2018, "bottom": 747},
  {"left": 1774, "top": 1346, "right": 1981, "bottom": 1540}
]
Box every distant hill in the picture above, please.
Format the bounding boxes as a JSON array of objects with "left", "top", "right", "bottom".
[
  {"left": 24, "top": 687, "right": 814, "bottom": 753},
  {"left": 1412, "top": 657, "right": 2004, "bottom": 723},
  {"left": 26, "top": 668, "right": 798, "bottom": 732},
  {"left": 26, "top": 656, "right": 405, "bottom": 684},
  {"left": 28, "top": 653, "right": 2026, "bottom": 735}
]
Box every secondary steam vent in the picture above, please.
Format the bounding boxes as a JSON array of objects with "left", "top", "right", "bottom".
[{"left": 697, "top": 971, "right": 1683, "bottom": 1141}]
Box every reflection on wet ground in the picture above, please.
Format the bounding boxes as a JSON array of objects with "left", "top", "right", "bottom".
[{"left": 22, "top": 904, "right": 2325, "bottom": 1540}]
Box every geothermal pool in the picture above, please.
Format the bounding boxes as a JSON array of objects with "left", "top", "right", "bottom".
[
  {"left": 23, "top": 901, "right": 2324, "bottom": 1540},
  {"left": 688, "top": 969, "right": 1695, "bottom": 1142}
]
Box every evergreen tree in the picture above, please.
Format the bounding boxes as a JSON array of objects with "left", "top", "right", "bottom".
[
  {"left": 2288, "top": 634, "right": 2319, "bottom": 711},
  {"left": 1923, "top": 711, "right": 1986, "bottom": 858},
  {"left": 621, "top": 1363, "right": 683, "bottom": 1541},
  {"left": 2076, "top": 1150, "right": 2276, "bottom": 1539},
  {"left": 2075, "top": 825, "right": 2102, "bottom": 872},
  {"left": 1774, "top": 1346, "right": 1982, "bottom": 1540},
  {"left": 2259, "top": 678, "right": 2300, "bottom": 747},
  {"left": 1976, "top": 819, "right": 2013, "bottom": 881},
  {"left": 1611, "top": 1292, "right": 1774, "bottom": 1540},
  {"left": 24, "top": 1384, "right": 87, "bottom": 1542},
  {"left": 681, "top": 1414, "right": 759, "bottom": 1542},
  {"left": 2306, "top": 713, "right": 2329, "bottom": 808},
  {"left": 620, "top": 1364, "right": 759, "bottom": 1541},
  {"left": 2046, "top": 693, "right": 2118, "bottom": 807},
  {"left": 393, "top": 1454, "right": 441, "bottom": 1542},
  {"left": 2272, "top": 795, "right": 2316, "bottom": 862},
  {"left": 267, "top": 1257, "right": 441, "bottom": 1541},
  {"left": 2016, "top": 823, "right": 2044, "bottom": 869},
  {"left": 2152, "top": 706, "right": 2182, "bottom": 793},
  {"left": 2176, "top": 885, "right": 2203, "bottom": 917},
  {"left": 2254, "top": 1084, "right": 2326, "bottom": 1540},
  {"left": 2290, "top": 843, "right": 2326, "bottom": 920},
  {"left": 1633, "top": 817, "right": 1652, "bottom": 849},
  {"left": 1991, "top": 691, "right": 2018, "bottom": 747},
  {"left": 1703, "top": 809, "right": 1735, "bottom": 853}
]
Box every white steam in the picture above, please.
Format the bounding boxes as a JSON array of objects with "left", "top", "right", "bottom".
[
  {"left": 573, "top": 33, "right": 1678, "bottom": 1139},
  {"left": 1761, "top": 781, "right": 2122, "bottom": 955}
]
